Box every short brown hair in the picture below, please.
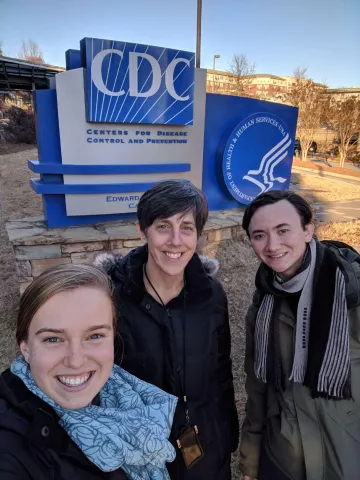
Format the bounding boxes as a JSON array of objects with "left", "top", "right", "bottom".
[
  {"left": 137, "top": 180, "right": 209, "bottom": 237},
  {"left": 17, "top": 264, "right": 116, "bottom": 344}
]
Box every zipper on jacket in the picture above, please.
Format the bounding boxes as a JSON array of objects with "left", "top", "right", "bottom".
[
  {"left": 165, "top": 309, "right": 181, "bottom": 376},
  {"left": 164, "top": 308, "right": 181, "bottom": 397}
]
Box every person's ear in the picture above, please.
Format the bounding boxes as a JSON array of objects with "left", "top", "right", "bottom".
[
  {"left": 304, "top": 223, "right": 315, "bottom": 242},
  {"left": 136, "top": 222, "right": 147, "bottom": 244},
  {"left": 20, "top": 341, "right": 30, "bottom": 363}
]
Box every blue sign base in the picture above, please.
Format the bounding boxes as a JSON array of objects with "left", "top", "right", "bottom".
[
  {"left": 202, "top": 94, "right": 298, "bottom": 209},
  {"left": 33, "top": 89, "right": 191, "bottom": 228},
  {"left": 32, "top": 86, "right": 297, "bottom": 228}
]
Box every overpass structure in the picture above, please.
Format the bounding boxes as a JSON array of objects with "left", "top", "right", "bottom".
[{"left": 0, "top": 55, "right": 64, "bottom": 91}]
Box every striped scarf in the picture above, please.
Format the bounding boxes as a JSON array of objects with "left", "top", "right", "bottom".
[{"left": 254, "top": 239, "right": 351, "bottom": 400}]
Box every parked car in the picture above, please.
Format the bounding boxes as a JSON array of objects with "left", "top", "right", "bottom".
[
  {"left": 309, "top": 141, "right": 317, "bottom": 154},
  {"left": 294, "top": 139, "right": 317, "bottom": 157},
  {"left": 333, "top": 133, "right": 359, "bottom": 146},
  {"left": 294, "top": 139, "right": 301, "bottom": 156},
  {"left": 348, "top": 150, "right": 360, "bottom": 167},
  {"left": 331, "top": 134, "right": 359, "bottom": 157},
  {"left": 350, "top": 133, "right": 359, "bottom": 145}
]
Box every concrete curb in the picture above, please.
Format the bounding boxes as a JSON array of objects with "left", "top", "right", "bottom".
[{"left": 292, "top": 166, "right": 360, "bottom": 182}]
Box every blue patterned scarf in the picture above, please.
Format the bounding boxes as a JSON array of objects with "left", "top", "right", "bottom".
[{"left": 11, "top": 356, "right": 177, "bottom": 479}]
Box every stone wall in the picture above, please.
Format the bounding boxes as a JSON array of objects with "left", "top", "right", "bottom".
[{"left": 6, "top": 211, "right": 245, "bottom": 294}]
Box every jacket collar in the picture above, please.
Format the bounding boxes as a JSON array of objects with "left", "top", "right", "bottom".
[
  {"left": 0, "top": 369, "right": 69, "bottom": 452},
  {"left": 112, "top": 244, "right": 215, "bottom": 306}
]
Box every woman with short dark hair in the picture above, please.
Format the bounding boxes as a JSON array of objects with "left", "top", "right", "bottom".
[
  {"left": 96, "top": 179, "right": 239, "bottom": 480},
  {"left": 0, "top": 264, "right": 177, "bottom": 480}
]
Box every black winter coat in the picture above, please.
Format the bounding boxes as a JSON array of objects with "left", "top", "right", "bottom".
[
  {"left": 99, "top": 245, "right": 239, "bottom": 480},
  {"left": 0, "top": 370, "right": 127, "bottom": 480}
]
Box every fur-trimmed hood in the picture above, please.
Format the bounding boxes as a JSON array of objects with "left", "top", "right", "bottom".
[
  {"left": 94, "top": 250, "right": 220, "bottom": 278},
  {"left": 94, "top": 245, "right": 221, "bottom": 307}
]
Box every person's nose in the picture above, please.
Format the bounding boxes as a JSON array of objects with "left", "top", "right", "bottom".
[
  {"left": 169, "top": 227, "right": 182, "bottom": 247},
  {"left": 63, "top": 342, "right": 87, "bottom": 370},
  {"left": 265, "top": 234, "right": 281, "bottom": 252}
]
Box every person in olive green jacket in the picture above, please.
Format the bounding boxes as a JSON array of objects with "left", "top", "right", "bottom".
[{"left": 239, "top": 190, "right": 360, "bottom": 480}]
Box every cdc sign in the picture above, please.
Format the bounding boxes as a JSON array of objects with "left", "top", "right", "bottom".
[
  {"left": 81, "top": 38, "right": 195, "bottom": 125},
  {"left": 28, "top": 37, "right": 298, "bottom": 228}
]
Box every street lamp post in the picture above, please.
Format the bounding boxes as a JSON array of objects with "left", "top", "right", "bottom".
[
  {"left": 213, "top": 54, "right": 220, "bottom": 93},
  {"left": 196, "top": 0, "right": 202, "bottom": 68}
]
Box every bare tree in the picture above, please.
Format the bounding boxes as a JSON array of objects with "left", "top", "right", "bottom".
[
  {"left": 0, "top": 40, "right": 4, "bottom": 56},
  {"left": 283, "top": 68, "right": 329, "bottom": 161},
  {"left": 18, "top": 39, "right": 44, "bottom": 64},
  {"left": 228, "top": 53, "right": 256, "bottom": 97},
  {"left": 293, "top": 66, "right": 308, "bottom": 80},
  {"left": 328, "top": 96, "right": 360, "bottom": 167}
]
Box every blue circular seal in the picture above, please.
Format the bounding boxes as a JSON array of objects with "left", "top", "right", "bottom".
[{"left": 222, "top": 112, "right": 293, "bottom": 205}]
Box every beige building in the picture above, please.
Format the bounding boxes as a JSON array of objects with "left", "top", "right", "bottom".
[
  {"left": 206, "top": 70, "right": 295, "bottom": 101},
  {"left": 206, "top": 70, "right": 360, "bottom": 104},
  {"left": 326, "top": 87, "right": 360, "bottom": 101},
  {"left": 205, "top": 70, "right": 359, "bottom": 154}
]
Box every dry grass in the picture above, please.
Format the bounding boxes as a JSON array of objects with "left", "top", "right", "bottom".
[
  {"left": 316, "top": 220, "right": 360, "bottom": 250},
  {"left": 0, "top": 146, "right": 359, "bottom": 480},
  {"left": 0, "top": 143, "right": 36, "bottom": 155},
  {"left": 216, "top": 236, "right": 259, "bottom": 478},
  {"left": 0, "top": 147, "right": 41, "bottom": 221},
  {"left": 291, "top": 171, "right": 360, "bottom": 203},
  {"left": 0, "top": 147, "right": 41, "bottom": 370}
]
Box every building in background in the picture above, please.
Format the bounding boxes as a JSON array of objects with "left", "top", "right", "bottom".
[
  {"left": 326, "top": 87, "right": 360, "bottom": 101},
  {"left": 206, "top": 69, "right": 296, "bottom": 101},
  {"left": 206, "top": 69, "right": 360, "bottom": 104}
]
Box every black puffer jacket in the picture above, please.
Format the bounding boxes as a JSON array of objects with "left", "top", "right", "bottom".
[
  {"left": 96, "top": 246, "right": 239, "bottom": 480},
  {"left": 0, "top": 370, "right": 127, "bottom": 480}
]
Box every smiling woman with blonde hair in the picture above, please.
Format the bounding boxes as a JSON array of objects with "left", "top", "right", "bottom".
[{"left": 0, "top": 264, "right": 177, "bottom": 480}]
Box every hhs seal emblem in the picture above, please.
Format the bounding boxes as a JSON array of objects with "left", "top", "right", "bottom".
[{"left": 222, "top": 113, "right": 293, "bottom": 205}]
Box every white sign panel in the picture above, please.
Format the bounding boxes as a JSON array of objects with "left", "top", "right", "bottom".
[{"left": 55, "top": 68, "right": 206, "bottom": 216}]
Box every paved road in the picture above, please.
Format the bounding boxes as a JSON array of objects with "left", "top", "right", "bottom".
[
  {"left": 308, "top": 157, "right": 360, "bottom": 173},
  {"left": 313, "top": 198, "right": 360, "bottom": 222},
  {"left": 291, "top": 169, "right": 360, "bottom": 222}
]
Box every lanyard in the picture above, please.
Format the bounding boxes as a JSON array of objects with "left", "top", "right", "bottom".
[{"left": 143, "top": 264, "right": 191, "bottom": 427}]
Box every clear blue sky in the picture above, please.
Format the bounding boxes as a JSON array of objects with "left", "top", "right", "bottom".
[{"left": 1, "top": 0, "right": 359, "bottom": 88}]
